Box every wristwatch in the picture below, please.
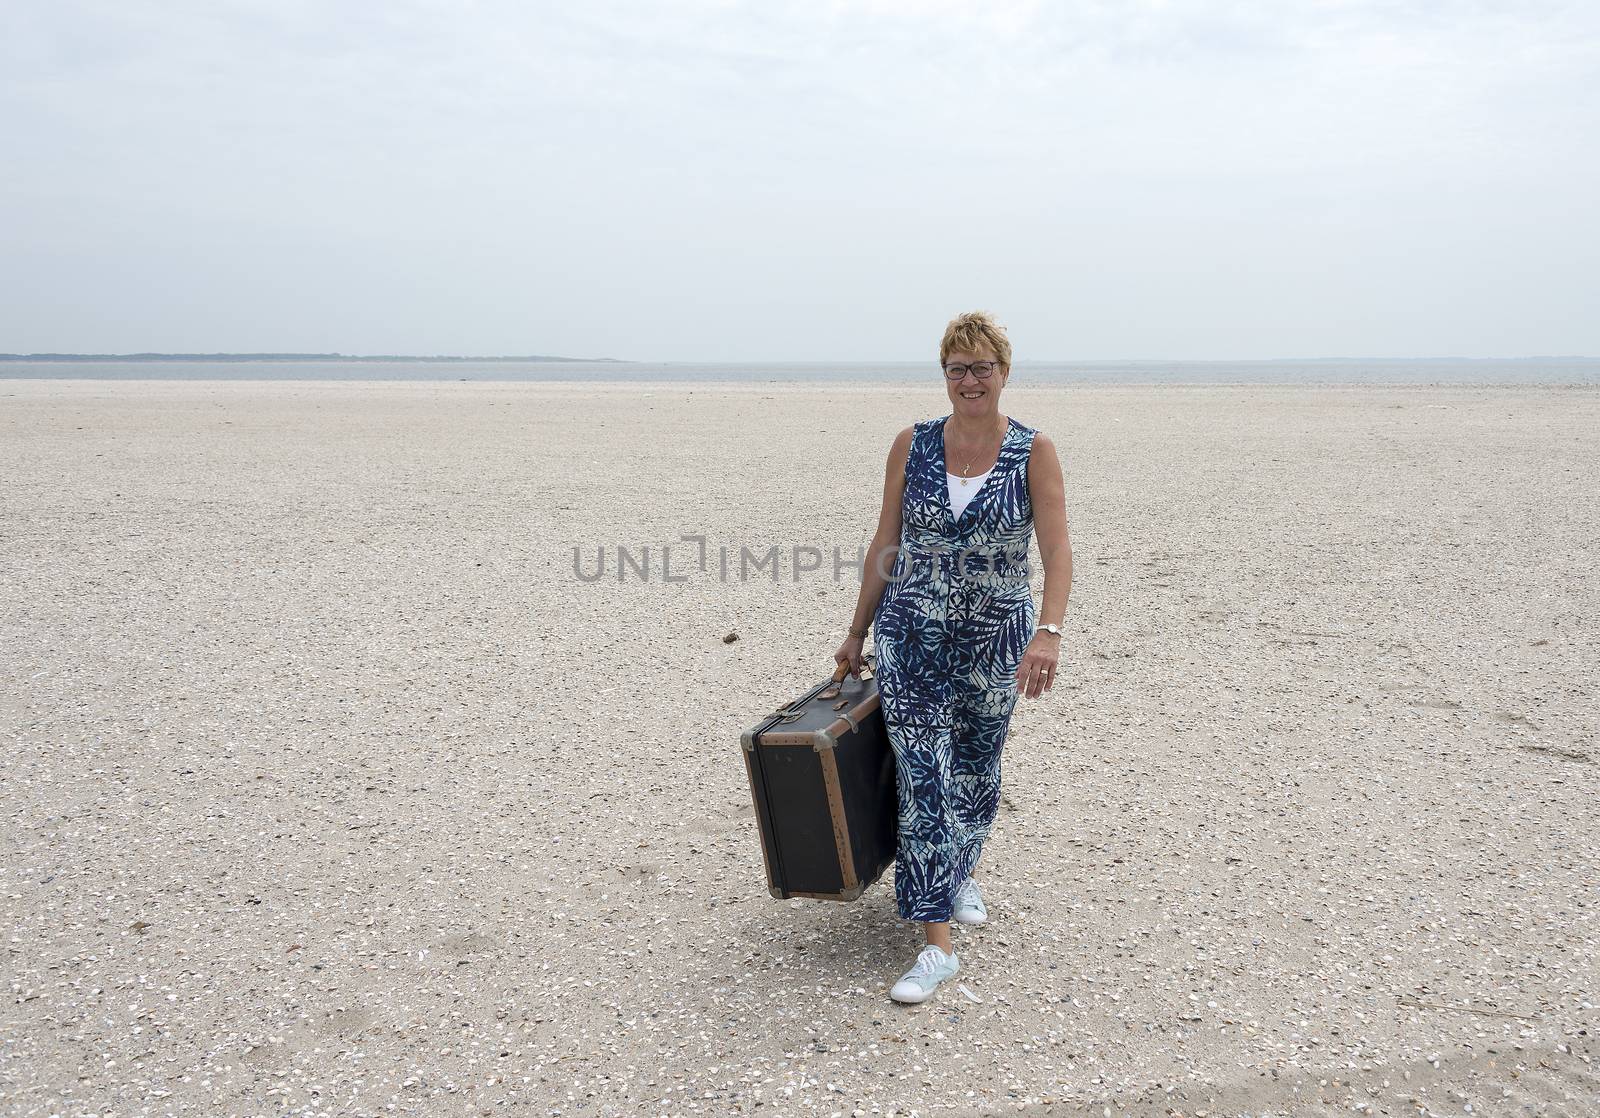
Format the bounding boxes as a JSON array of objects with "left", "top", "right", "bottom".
[{"left": 1035, "top": 623, "right": 1063, "bottom": 637}]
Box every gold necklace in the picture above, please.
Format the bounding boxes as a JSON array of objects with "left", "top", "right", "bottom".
[{"left": 950, "top": 421, "right": 1004, "bottom": 486}]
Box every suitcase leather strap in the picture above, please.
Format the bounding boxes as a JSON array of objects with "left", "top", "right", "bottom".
[
  {"left": 767, "top": 654, "right": 876, "bottom": 723},
  {"left": 818, "top": 653, "right": 875, "bottom": 700}
]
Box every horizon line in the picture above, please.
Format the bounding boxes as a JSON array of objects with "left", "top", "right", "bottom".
[{"left": 3, "top": 352, "right": 1599, "bottom": 365}]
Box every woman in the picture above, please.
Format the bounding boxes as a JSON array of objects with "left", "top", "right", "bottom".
[{"left": 833, "top": 310, "right": 1072, "bottom": 1005}]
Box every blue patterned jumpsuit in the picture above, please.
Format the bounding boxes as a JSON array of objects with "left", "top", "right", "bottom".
[{"left": 871, "top": 414, "right": 1039, "bottom": 922}]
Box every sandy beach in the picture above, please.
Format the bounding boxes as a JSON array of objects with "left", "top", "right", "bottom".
[{"left": 1, "top": 378, "right": 1596, "bottom": 1117}]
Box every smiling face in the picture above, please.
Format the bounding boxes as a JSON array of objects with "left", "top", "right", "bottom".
[{"left": 943, "top": 345, "right": 1008, "bottom": 415}]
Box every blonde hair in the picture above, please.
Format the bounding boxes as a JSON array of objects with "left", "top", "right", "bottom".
[{"left": 939, "top": 310, "right": 1012, "bottom": 368}]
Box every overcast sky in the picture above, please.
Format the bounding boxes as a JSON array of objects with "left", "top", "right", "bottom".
[{"left": 3, "top": 1, "right": 1597, "bottom": 360}]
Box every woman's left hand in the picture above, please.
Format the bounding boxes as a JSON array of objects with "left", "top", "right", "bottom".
[{"left": 1017, "top": 634, "right": 1060, "bottom": 699}]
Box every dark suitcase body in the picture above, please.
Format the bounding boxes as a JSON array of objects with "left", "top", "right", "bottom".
[{"left": 740, "top": 658, "right": 897, "bottom": 901}]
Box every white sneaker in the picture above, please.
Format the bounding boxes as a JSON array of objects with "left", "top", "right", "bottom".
[
  {"left": 889, "top": 944, "right": 960, "bottom": 1004},
  {"left": 953, "top": 877, "right": 987, "bottom": 925}
]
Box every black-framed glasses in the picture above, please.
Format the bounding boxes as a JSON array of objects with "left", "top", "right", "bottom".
[{"left": 943, "top": 361, "right": 1001, "bottom": 380}]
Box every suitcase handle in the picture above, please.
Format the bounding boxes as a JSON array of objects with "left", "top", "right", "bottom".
[
  {"left": 818, "top": 653, "right": 874, "bottom": 701},
  {"left": 765, "top": 654, "right": 876, "bottom": 724}
]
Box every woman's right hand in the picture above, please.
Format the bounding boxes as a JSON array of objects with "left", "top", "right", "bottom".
[{"left": 833, "top": 635, "right": 866, "bottom": 679}]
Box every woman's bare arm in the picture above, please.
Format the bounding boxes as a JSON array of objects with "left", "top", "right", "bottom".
[
  {"left": 1029, "top": 432, "right": 1072, "bottom": 627},
  {"left": 834, "top": 426, "right": 913, "bottom": 676},
  {"left": 1018, "top": 431, "right": 1072, "bottom": 697}
]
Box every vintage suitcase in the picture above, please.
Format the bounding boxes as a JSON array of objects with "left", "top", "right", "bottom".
[{"left": 740, "top": 655, "right": 897, "bottom": 901}]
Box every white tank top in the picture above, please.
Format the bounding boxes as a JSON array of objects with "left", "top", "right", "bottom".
[{"left": 946, "top": 468, "right": 993, "bottom": 520}]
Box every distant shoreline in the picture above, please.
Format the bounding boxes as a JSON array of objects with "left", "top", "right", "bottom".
[
  {"left": 1, "top": 353, "right": 1594, "bottom": 365},
  {"left": 5, "top": 355, "right": 1600, "bottom": 386},
  {"left": 0, "top": 353, "right": 630, "bottom": 363}
]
